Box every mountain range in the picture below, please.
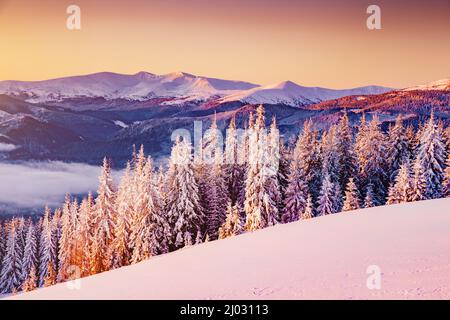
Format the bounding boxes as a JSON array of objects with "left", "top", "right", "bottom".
[
  {"left": 0, "top": 72, "right": 448, "bottom": 165},
  {"left": 0, "top": 71, "right": 393, "bottom": 107}
]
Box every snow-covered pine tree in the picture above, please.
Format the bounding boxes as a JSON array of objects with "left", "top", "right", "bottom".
[
  {"left": 405, "top": 124, "right": 417, "bottom": 160},
  {"left": 43, "top": 261, "right": 57, "bottom": 287},
  {"left": 57, "top": 195, "right": 74, "bottom": 282},
  {"left": 93, "top": 157, "right": 117, "bottom": 272},
  {"left": 149, "top": 164, "right": 170, "bottom": 256},
  {"left": 22, "top": 266, "right": 37, "bottom": 292},
  {"left": 224, "top": 116, "right": 246, "bottom": 208},
  {"left": 301, "top": 194, "right": 314, "bottom": 220},
  {"left": 443, "top": 154, "right": 450, "bottom": 198},
  {"left": 387, "top": 116, "right": 411, "bottom": 183},
  {"left": 295, "top": 119, "right": 322, "bottom": 202},
  {"left": 264, "top": 116, "right": 282, "bottom": 224},
  {"left": 364, "top": 183, "right": 375, "bottom": 208},
  {"left": 244, "top": 106, "right": 279, "bottom": 230},
  {"left": 202, "top": 116, "right": 229, "bottom": 240},
  {"left": 11, "top": 218, "right": 27, "bottom": 286},
  {"left": 277, "top": 138, "right": 291, "bottom": 215},
  {"left": 21, "top": 222, "right": 38, "bottom": 284},
  {"left": 333, "top": 183, "right": 343, "bottom": 213},
  {"left": 336, "top": 110, "right": 357, "bottom": 189},
  {"left": 387, "top": 163, "right": 413, "bottom": 204},
  {"left": 51, "top": 208, "right": 62, "bottom": 274},
  {"left": 320, "top": 125, "right": 340, "bottom": 184},
  {"left": 0, "top": 222, "right": 23, "bottom": 293},
  {"left": 316, "top": 172, "right": 335, "bottom": 216},
  {"left": 343, "top": 178, "right": 360, "bottom": 212},
  {"left": 416, "top": 114, "right": 447, "bottom": 199},
  {"left": 110, "top": 162, "right": 133, "bottom": 269},
  {"left": 218, "top": 202, "right": 244, "bottom": 239},
  {"left": 355, "top": 114, "right": 388, "bottom": 205},
  {"left": 282, "top": 158, "right": 308, "bottom": 223},
  {"left": 76, "top": 193, "right": 94, "bottom": 276},
  {"left": 410, "top": 157, "right": 427, "bottom": 202},
  {"left": 130, "top": 155, "right": 164, "bottom": 263},
  {"left": 166, "top": 137, "right": 204, "bottom": 249},
  {"left": 38, "top": 206, "right": 57, "bottom": 287}
]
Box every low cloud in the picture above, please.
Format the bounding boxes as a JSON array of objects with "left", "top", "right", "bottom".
[
  {"left": 0, "top": 161, "right": 121, "bottom": 211},
  {"left": 0, "top": 143, "right": 17, "bottom": 152}
]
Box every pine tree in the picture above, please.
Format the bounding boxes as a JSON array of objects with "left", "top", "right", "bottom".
[
  {"left": 58, "top": 195, "right": 74, "bottom": 282},
  {"left": 355, "top": 114, "right": 388, "bottom": 205},
  {"left": 387, "top": 163, "right": 412, "bottom": 204},
  {"left": 321, "top": 125, "right": 340, "bottom": 183},
  {"left": 443, "top": 154, "right": 450, "bottom": 197},
  {"left": 387, "top": 116, "right": 411, "bottom": 182},
  {"left": 277, "top": 138, "right": 291, "bottom": 216},
  {"left": 43, "top": 262, "right": 57, "bottom": 287},
  {"left": 410, "top": 157, "right": 427, "bottom": 202},
  {"left": 336, "top": 110, "right": 357, "bottom": 189},
  {"left": 149, "top": 165, "right": 170, "bottom": 256},
  {"left": 38, "top": 206, "right": 57, "bottom": 287},
  {"left": 21, "top": 222, "right": 38, "bottom": 283},
  {"left": 265, "top": 117, "right": 282, "bottom": 224},
  {"left": 316, "top": 173, "right": 335, "bottom": 216},
  {"left": 219, "top": 203, "right": 244, "bottom": 239},
  {"left": 294, "top": 119, "right": 322, "bottom": 201},
  {"left": 343, "top": 178, "right": 360, "bottom": 212},
  {"left": 282, "top": 159, "right": 308, "bottom": 223},
  {"left": 0, "top": 222, "right": 23, "bottom": 293},
  {"left": 51, "top": 208, "right": 62, "bottom": 274},
  {"left": 92, "top": 157, "right": 117, "bottom": 272},
  {"left": 76, "top": 193, "right": 94, "bottom": 276},
  {"left": 244, "top": 106, "right": 279, "bottom": 230},
  {"left": 364, "top": 184, "right": 375, "bottom": 208},
  {"left": 416, "top": 114, "right": 447, "bottom": 199},
  {"left": 166, "top": 138, "right": 204, "bottom": 250},
  {"left": 202, "top": 117, "right": 230, "bottom": 240},
  {"left": 22, "top": 266, "right": 37, "bottom": 292},
  {"left": 301, "top": 194, "right": 314, "bottom": 220},
  {"left": 333, "top": 183, "right": 343, "bottom": 213},
  {"left": 130, "top": 155, "right": 163, "bottom": 263},
  {"left": 110, "top": 163, "right": 133, "bottom": 269}
]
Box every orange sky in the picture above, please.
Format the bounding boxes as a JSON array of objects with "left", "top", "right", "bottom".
[{"left": 0, "top": 0, "right": 449, "bottom": 88}]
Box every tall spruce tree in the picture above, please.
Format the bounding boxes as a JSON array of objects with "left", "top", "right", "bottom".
[
  {"left": 0, "top": 222, "right": 22, "bottom": 293},
  {"left": 387, "top": 163, "right": 412, "bottom": 204},
  {"left": 387, "top": 116, "right": 411, "bottom": 183},
  {"left": 343, "top": 178, "right": 360, "bottom": 212},
  {"left": 316, "top": 173, "right": 335, "bottom": 216},
  {"left": 166, "top": 138, "right": 204, "bottom": 249},
  {"left": 416, "top": 114, "right": 447, "bottom": 199}
]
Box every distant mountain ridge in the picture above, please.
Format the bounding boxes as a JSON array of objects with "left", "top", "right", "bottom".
[
  {"left": 0, "top": 71, "right": 394, "bottom": 107},
  {"left": 0, "top": 71, "right": 259, "bottom": 104},
  {"left": 219, "top": 80, "right": 393, "bottom": 106}
]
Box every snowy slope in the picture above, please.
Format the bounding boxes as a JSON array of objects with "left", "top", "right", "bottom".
[
  {"left": 219, "top": 81, "right": 393, "bottom": 106},
  {"left": 0, "top": 72, "right": 258, "bottom": 103},
  {"left": 9, "top": 198, "right": 450, "bottom": 300},
  {"left": 403, "top": 78, "right": 450, "bottom": 91}
]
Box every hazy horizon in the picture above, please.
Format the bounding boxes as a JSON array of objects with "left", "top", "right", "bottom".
[{"left": 1, "top": 0, "right": 449, "bottom": 89}]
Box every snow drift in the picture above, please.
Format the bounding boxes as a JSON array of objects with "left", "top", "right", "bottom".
[{"left": 9, "top": 198, "right": 450, "bottom": 300}]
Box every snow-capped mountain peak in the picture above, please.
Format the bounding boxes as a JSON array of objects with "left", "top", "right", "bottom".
[
  {"left": 219, "top": 80, "right": 394, "bottom": 106},
  {"left": 0, "top": 71, "right": 259, "bottom": 103}
]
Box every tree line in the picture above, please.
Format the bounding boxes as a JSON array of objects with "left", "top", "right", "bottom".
[{"left": 0, "top": 106, "right": 449, "bottom": 294}]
